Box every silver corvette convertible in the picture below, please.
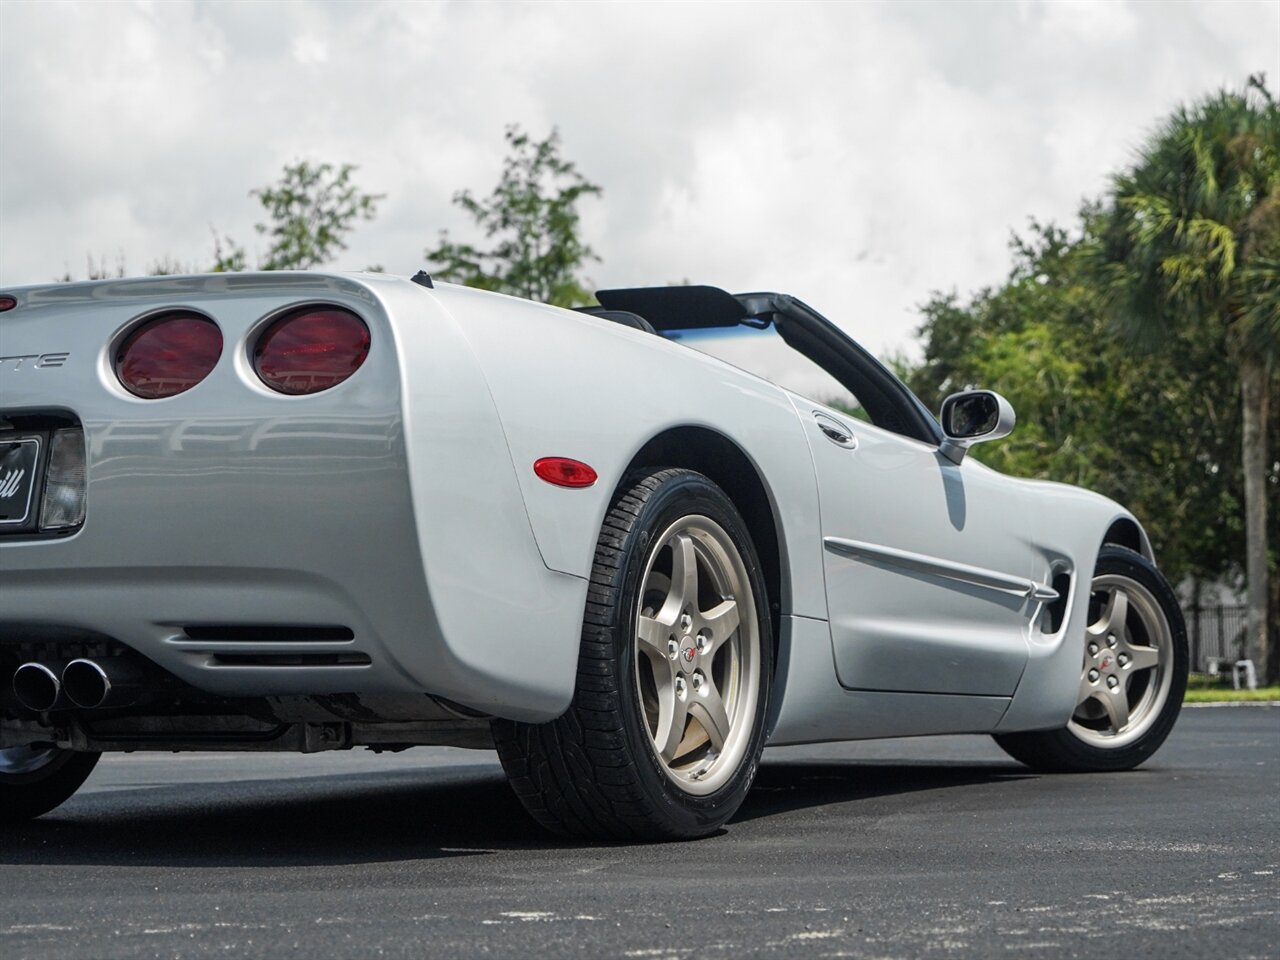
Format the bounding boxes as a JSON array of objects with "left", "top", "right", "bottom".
[{"left": 0, "top": 274, "right": 1187, "bottom": 839}]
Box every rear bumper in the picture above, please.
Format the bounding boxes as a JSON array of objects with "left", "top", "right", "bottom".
[
  {"left": 0, "top": 409, "right": 585, "bottom": 720},
  {"left": 3, "top": 542, "right": 586, "bottom": 724}
]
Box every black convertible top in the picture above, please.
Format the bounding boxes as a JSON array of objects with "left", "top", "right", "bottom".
[
  {"left": 595, "top": 285, "right": 748, "bottom": 331},
  {"left": 591, "top": 284, "right": 943, "bottom": 446}
]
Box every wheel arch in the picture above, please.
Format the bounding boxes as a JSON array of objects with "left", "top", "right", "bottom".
[
  {"left": 1101, "top": 514, "right": 1154, "bottom": 562},
  {"left": 617, "top": 426, "right": 787, "bottom": 664}
]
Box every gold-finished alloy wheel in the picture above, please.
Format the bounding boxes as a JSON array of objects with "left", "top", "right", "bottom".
[
  {"left": 1067, "top": 573, "right": 1174, "bottom": 749},
  {"left": 633, "top": 515, "right": 761, "bottom": 796}
]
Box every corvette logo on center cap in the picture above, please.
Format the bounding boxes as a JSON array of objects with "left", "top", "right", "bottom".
[{"left": 683, "top": 647, "right": 695, "bottom": 663}]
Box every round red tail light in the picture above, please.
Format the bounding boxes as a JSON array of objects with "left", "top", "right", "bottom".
[
  {"left": 115, "top": 313, "right": 223, "bottom": 399},
  {"left": 253, "top": 306, "right": 370, "bottom": 395}
]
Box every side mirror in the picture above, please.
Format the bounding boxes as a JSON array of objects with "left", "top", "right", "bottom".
[{"left": 938, "top": 390, "right": 1015, "bottom": 464}]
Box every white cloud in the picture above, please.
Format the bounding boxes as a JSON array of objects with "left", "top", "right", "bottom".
[
  {"left": 291, "top": 34, "right": 329, "bottom": 65},
  {"left": 1, "top": 0, "right": 1275, "bottom": 358},
  {"left": 1041, "top": 0, "right": 1139, "bottom": 41}
]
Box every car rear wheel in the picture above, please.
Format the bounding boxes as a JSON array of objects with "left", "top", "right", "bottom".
[
  {"left": 493, "top": 468, "right": 773, "bottom": 840},
  {"left": 0, "top": 746, "right": 100, "bottom": 823},
  {"left": 994, "top": 545, "right": 1188, "bottom": 772}
]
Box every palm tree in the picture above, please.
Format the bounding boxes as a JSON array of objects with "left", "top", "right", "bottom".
[{"left": 1092, "top": 75, "right": 1280, "bottom": 681}]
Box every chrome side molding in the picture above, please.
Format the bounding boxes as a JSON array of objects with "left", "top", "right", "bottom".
[{"left": 823, "top": 536, "right": 1059, "bottom": 602}]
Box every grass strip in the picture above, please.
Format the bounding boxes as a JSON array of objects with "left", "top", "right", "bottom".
[{"left": 1184, "top": 686, "right": 1280, "bottom": 703}]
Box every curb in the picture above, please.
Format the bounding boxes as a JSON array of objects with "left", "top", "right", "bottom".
[{"left": 1183, "top": 700, "right": 1280, "bottom": 708}]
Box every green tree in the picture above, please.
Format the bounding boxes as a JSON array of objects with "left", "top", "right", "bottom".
[
  {"left": 55, "top": 251, "right": 201, "bottom": 281},
  {"left": 910, "top": 219, "right": 1247, "bottom": 588},
  {"left": 251, "top": 161, "right": 383, "bottom": 271},
  {"left": 210, "top": 229, "right": 247, "bottom": 273},
  {"left": 147, "top": 254, "right": 200, "bottom": 276},
  {"left": 211, "top": 161, "right": 383, "bottom": 272},
  {"left": 426, "top": 126, "right": 602, "bottom": 307},
  {"left": 54, "top": 252, "right": 126, "bottom": 282},
  {"left": 52, "top": 162, "right": 381, "bottom": 280},
  {"left": 1089, "top": 75, "right": 1280, "bottom": 678}
]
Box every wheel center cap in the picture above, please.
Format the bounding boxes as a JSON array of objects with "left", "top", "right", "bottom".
[{"left": 679, "top": 636, "right": 698, "bottom": 667}]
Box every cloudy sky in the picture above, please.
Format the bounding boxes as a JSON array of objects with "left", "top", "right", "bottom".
[{"left": 1, "top": 0, "right": 1275, "bottom": 359}]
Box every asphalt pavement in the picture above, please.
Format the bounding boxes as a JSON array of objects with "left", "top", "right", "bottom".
[{"left": 1, "top": 705, "right": 1276, "bottom": 959}]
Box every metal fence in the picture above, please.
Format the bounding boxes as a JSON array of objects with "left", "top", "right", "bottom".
[{"left": 1183, "top": 603, "right": 1250, "bottom": 672}]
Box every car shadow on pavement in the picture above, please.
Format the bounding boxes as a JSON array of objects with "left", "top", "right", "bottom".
[
  {"left": 0, "top": 765, "right": 532, "bottom": 867},
  {"left": 0, "top": 759, "right": 1032, "bottom": 867},
  {"left": 734, "top": 760, "right": 1032, "bottom": 824}
]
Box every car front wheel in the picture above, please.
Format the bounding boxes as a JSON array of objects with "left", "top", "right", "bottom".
[{"left": 994, "top": 545, "right": 1188, "bottom": 772}]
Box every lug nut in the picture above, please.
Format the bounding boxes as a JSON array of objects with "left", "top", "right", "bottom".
[
  {"left": 1088, "top": 642, "right": 1099, "bottom": 656},
  {"left": 1088, "top": 668, "right": 1100, "bottom": 682},
  {"left": 1107, "top": 676, "right": 1119, "bottom": 689},
  {"left": 696, "top": 633, "right": 708, "bottom": 653},
  {"left": 692, "top": 672, "right": 703, "bottom": 692},
  {"left": 1118, "top": 653, "right": 1129, "bottom": 666},
  {"left": 675, "top": 677, "right": 686, "bottom": 698},
  {"left": 680, "top": 612, "right": 693, "bottom": 632},
  {"left": 1107, "top": 634, "right": 1118, "bottom": 648},
  {"left": 667, "top": 639, "right": 679, "bottom": 660}
]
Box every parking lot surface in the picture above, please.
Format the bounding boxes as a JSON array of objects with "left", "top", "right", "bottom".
[{"left": 1, "top": 705, "right": 1276, "bottom": 959}]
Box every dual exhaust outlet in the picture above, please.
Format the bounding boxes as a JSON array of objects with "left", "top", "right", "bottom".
[{"left": 12, "top": 658, "right": 142, "bottom": 712}]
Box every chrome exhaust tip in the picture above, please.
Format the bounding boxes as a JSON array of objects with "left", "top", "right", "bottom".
[
  {"left": 13, "top": 662, "right": 67, "bottom": 712},
  {"left": 63, "top": 658, "right": 142, "bottom": 709}
]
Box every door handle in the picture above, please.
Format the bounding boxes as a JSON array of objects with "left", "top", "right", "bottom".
[{"left": 813, "top": 412, "right": 857, "bottom": 449}]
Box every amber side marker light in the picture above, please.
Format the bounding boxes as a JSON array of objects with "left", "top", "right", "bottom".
[{"left": 534, "top": 457, "right": 598, "bottom": 488}]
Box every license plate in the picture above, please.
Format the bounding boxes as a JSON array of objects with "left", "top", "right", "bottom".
[{"left": 0, "top": 436, "right": 41, "bottom": 526}]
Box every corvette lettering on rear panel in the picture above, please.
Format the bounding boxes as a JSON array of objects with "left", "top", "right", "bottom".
[{"left": 0, "top": 353, "right": 69, "bottom": 369}]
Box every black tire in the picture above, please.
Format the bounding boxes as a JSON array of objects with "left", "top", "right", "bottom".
[
  {"left": 0, "top": 747, "right": 100, "bottom": 823},
  {"left": 493, "top": 468, "right": 773, "bottom": 841},
  {"left": 994, "top": 545, "right": 1188, "bottom": 772}
]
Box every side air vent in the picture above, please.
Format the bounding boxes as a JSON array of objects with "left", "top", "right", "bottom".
[
  {"left": 168, "top": 625, "right": 368, "bottom": 668},
  {"left": 207, "top": 653, "right": 371, "bottom": 668},
  {"left": 1042, "top": 572, "right": 1073, "bottom": 634},
  {"left": 180, "top": 625, "right": 355, "bottom": 643}
]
